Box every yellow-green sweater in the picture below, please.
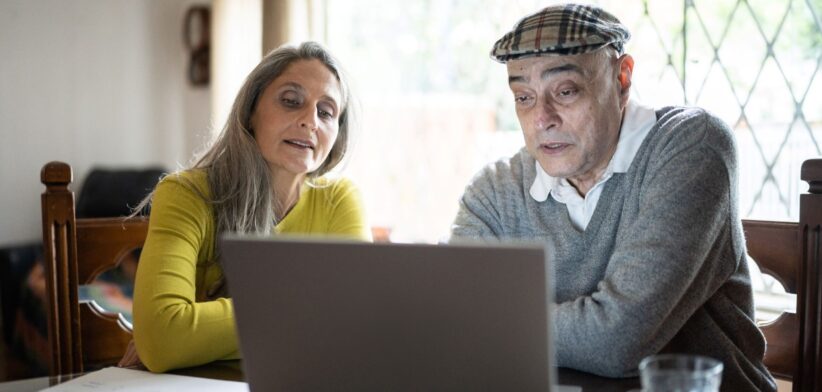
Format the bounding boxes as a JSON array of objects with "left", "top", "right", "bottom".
[{"left": 133, "top": 170, "right": 371, "bottom": 372}]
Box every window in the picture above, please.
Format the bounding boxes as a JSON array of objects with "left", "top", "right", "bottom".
[
  {"left": 326, "top": 0, "right": 821, "bottom": 242},
  {"left": 326, "top": 0, "right": 543, "bottom": 242},
  {"left": 325, "top": 0, "right": 821, "bottom": 320}
]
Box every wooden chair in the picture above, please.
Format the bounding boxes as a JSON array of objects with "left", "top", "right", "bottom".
[
  {"left": 40, "top": 161, "right": 149, "bottom": 376},
  {"left": 743, "top": 158, "right": 822, "bottom": 392}
]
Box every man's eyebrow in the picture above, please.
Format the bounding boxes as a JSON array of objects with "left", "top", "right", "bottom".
[
  {"left": 508, "top": 63, "right": 585, "bottom": 85},
  {"left": 508, "top": 75, "right": 526, "bottom": 84},
  {"left": 541, "top": 64, "right": 584, "bottom": 79}
]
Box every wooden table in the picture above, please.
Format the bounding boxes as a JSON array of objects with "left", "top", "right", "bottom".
[
  {"left": 0, "top": 361, "right": 640, "bottom": 391},
  {"left": 558, "top": 367, "right": 640, "bottom": 391},
  {"left": 175, "top": 361, "right": 642, "bottom": 390}
]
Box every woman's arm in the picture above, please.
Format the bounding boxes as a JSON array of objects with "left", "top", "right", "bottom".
[
  {"left": 132, "top": 174, "right": 240, "bottom": 372},
  {"left": 325, "top": 178, "right": 373, "bottom": 241}
]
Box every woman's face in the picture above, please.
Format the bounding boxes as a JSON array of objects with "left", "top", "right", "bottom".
[{"left": 251, "top": 59, "right": 342, "bottom": 180}]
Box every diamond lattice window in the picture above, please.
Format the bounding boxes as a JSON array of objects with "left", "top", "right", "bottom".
[
  {"left": 325, "top": 1, "right": 820, "bottom": 318},
  {"left": 598, "top": 0, "right": 821, "bottom": 320}
]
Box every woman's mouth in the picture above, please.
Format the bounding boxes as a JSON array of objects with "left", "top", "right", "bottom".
[{"left": 285, "top": 139, "right": 314, "bottom": 150}]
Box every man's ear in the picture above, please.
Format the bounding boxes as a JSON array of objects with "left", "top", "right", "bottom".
[{"left": 617, "top": 54, "right": 634, "bottom": 105}]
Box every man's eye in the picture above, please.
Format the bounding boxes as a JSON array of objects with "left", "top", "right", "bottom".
[
  {"left": 281, "top": 98, "right": 299, "bottom": 106},
  {"left": 557, "top": 88, "right": 578, "bottom": 98},
  {"left": 514, "top": 95, "right": 533, "bottom": 104}
]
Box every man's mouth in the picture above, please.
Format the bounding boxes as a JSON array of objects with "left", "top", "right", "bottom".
[{"left": 540, "top": 142, "right": 570, "bottom": 152}]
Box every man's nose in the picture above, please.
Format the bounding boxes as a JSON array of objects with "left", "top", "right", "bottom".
[{"left": 534, "top": 100, "right": 560, "bottom": 131}]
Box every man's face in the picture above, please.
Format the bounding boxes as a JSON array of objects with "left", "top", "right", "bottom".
[{"left": 506, "top": 50, "right": 632, "bottom": 192}]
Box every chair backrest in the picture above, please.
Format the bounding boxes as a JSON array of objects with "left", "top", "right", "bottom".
[
  {"left": 40, "top": 161, "right": 149, "bottom": 376},
  {"left": 76, "top": 166, "right": 165, "bottom": 218},
  {"left": 744, "top": 220, "right": 801, "bottom": 378},
  {"left": 743, "top": 158, "right": 822, "bottom": 392}
]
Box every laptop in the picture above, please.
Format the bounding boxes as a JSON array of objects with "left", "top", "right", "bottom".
[{"left": 220, "top": 236, "right": 557, "bottom": 391}]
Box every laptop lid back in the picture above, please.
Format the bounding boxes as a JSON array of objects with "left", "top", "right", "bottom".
[{"left": 221, "top": 237, "right": 553, "bottom": 391}]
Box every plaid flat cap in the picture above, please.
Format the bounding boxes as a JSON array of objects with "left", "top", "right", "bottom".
[{"left": 491, "top": 3, "right": 631, "bottom": 62}]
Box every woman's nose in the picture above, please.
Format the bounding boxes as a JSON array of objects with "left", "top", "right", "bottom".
[{"left": 299, "top": 108, "right": 318, "bottom": 131}]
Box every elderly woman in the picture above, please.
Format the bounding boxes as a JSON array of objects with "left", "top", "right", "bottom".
[{"left": 129, "top": 42, "right": 370, "bottom": 372}]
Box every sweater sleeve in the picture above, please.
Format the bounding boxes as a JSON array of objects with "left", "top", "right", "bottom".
[
  {"left": 132, "top": 175, "right": 240, "bottom": 373},
  {"left": 554, "top": 112, "right": 740, "bottom": 376},
  {"left": 326, "top": 178, "right": 372, "bottom": 241},
  {"left": 449, "top": 165, "right": 508, "bottom": 240}
]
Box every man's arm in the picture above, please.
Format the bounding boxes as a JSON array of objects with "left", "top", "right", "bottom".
[
  {"left": 554, "top": 112, "right": 741, "bottom": 376},
  {"left": 451, "top": 196, "right": 499, "bottom": 239},
  {"left": 449, "top": 162, "right": 513, "bottom": 240}
]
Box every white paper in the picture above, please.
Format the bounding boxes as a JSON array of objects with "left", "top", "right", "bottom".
[
  {"left": 38, "top": 366, "right": 586, "bottom": 392},
  {"left": 40, "top": 367, "right": 249, "bottom": 392}
]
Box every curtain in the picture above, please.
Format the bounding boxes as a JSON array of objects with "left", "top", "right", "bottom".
[
  {"left": 211, "top": 0, "right": 325, "bottom": 130},
  {"left": 263, "top": 0, "right": 326, "bottom": 52}
]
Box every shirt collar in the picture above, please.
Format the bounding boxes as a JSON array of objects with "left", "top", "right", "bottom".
[{"left": 529, "top": 99, "right": 657, "bottom": 202}]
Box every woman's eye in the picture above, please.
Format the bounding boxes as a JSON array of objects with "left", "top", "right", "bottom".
[
  {"left": 318, "top": 109, "right": 333, "bottom": 119},
  {"left": 317, "top": 104, "right": 336, "bottom": 119},
  {"left": 280, "top": 92, "right": 302, "bottom": 107}
]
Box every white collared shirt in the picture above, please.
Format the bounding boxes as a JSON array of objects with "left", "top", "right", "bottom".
[{"left": 529, "top": 99, "right": 657, "bottom": 231}]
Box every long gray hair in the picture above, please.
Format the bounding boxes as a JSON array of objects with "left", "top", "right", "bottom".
[
  {"left": 137, "top": 42, "right": 354, "bottom": 237},
  {"left": 197, "top": 41, "right": 353, "bottom": 236}
]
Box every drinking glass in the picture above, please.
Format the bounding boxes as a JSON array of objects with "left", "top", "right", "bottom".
[{"left": 639, "top": 354, "right": 723, "bottom": 392}]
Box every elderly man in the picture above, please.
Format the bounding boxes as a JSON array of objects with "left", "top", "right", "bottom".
[{"left": 450, "top": 4, "right": 776, "bottom": 391}]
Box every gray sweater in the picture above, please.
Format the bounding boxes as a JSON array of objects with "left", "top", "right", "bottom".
[{"left": 450, "top": 107, "right": 776, "bottom": 391}]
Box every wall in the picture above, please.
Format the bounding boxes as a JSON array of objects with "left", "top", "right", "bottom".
[{"left": 0, "top": 0, "right": 212, "bottom": 246}]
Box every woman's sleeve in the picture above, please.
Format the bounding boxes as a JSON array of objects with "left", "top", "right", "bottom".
[
  {"left": 132, "top": 177, "right": 240, "bottom": 373},
  {"left": 326, "top": 178, "right": 373, "bottom": 241}
]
